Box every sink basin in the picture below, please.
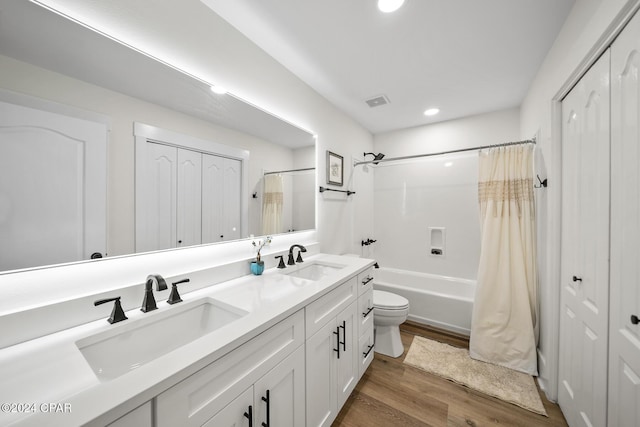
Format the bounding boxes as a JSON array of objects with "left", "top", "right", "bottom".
[
  {"left": 76, "top": 298, "right": 247, "bottom": 381},
  {"left": 284, "top": 261, "right": 345, "bottom": 281}
]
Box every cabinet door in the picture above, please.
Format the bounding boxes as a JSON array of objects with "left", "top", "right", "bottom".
[
  {"left": 202, "top": 387, "right": 253, "bottom": 427},
  {"left": 609, "top": 10, "right": 640, "bottom": 427},
  {"left": 336, "top": 301, "right": 358, "bottom": 409},
  {"left": 254, "top": 346, "right": 305, "bottom": 427},
  {"left": 306, "top": 319, "right": 338, "bottom": 427},
  {"left": 559, "top": 49, "right": 610, "bottom": 427},
  {"left": 177, "top": 149, "right": 202, "bottom": 247}
]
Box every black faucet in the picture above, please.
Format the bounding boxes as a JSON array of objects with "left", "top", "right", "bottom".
[
  {"left": 94, "top": 296, "right": 128, "bottom": 324},
  {"left": 141, "top": 274, "right": 167, "bottom": 312},
  {"left": 287, "top": 244, "right": 307, "bottom": 265}
]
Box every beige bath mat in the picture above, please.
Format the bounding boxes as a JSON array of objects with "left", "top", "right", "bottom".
[{"left": 404, "top": 336, "right": 547, "bottom": 416}]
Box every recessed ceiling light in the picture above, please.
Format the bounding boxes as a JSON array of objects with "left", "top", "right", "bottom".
[
  {"left": 378, "top": 0, "right": 405, "bottom": 13},
  {"left": 210, "top": 85, "right": 227, "bottom": 95},
  {"left": 424, "top": 108, "right": 440, "bottom": 116}
]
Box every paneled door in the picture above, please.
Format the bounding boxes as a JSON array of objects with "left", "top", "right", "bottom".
[
  {"left": 176, "top": 149, "right": 202, "bottom": 248},
  {"left": 0, "top": 99, "right": 106, "bottom": 271},
  {"left": 559, "top": 49, "right": 610, "bottom": 427},
  {"left": 137, "top": 142, "right": 177, "bottom": 252},
  {"left": 202, "top": 155, "right": 241, "bottom": 243},
  {"left": 609, "top": 10, "right": 640, "bottom": 426}
]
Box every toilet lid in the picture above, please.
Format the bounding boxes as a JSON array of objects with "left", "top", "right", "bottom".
[{"left": 373, "top": 290, "right": 409, "bottom": 309}]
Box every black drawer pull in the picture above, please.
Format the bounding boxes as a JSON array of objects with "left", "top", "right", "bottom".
[
  {"left": 632, "top": 314, "right": 639, "bottom": 325},
  {"left": 361, "top": 276, "right": 373, "bottom": 286},
  {"left": 261, "top": 390, "right": 270, "bottom": 427},
  {"left": 572, "top": 276, "right": 582, "bottom": 282},
  {"left": 340, "top": 320, "right": 346, "bottom": 351},
  {"left": 244, "top": 405, "right": 253, "bottom": 427},
  {"left": 363, "top": 344, "right": 374, "bottom": 358},
  {"left": 362, "top": 307, "right": 374, "bottom": 318}
]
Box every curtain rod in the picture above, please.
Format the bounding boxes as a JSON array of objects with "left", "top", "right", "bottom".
[
  {"left": 263, "top": 167, "right": 315, "bottom": 176},
  {"left": 353, "top": 138, "right": 536, "bottom": 167}
]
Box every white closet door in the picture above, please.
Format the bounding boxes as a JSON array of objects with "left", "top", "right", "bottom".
[
  {"left": 609, "top": 10, "right": 640, "bottom": 427},
  {"left": 138, "top": 143, "right": 177, "bottom": 252},
  {"left": 176, "top": 149, "right": 202, "bottom": 247},
  {"left": 559, "top": 49, "right": 610, "bottom": 427},
  {"left": 202, "top": 154, "right": 224, "bottom": 243},
  {"left": 0, "top": 100, "right": 106, "bottom": 271},
  {"left": 223, "top": 158, "right": 242, "bottom": 240}
]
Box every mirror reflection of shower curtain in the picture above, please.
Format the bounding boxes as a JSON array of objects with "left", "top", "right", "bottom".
[
  {"left": 262, "top": 174, "right": 284, "bottom": 235},
  {"left": 469, "top": 144, "right": 539, "bottom": 375}
]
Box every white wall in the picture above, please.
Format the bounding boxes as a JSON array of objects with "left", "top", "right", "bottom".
[
  {"left": 520, "top": 0, "right": 640, "bottom": 399},
  {"left": 369, "top": 109, "right": 520, "bottom": 278}
]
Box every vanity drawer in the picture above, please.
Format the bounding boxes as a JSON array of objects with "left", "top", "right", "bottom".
[
  {"left": 358, "top": 322, "right": 375, "bottom": 378},
  {"left": 358, "top": 288, "right": 374, "bottom": 334},
  {"left": 156, "top": 309, "right": 304, "bottom": 427},
  {"left": 305, "top": 277, "right": 357, "bottom": 337},
  {"left": 357, "top": 267, "right": 374, "bottom": 296}
]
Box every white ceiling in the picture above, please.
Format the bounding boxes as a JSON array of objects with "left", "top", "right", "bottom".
[{"left": 203, "top": 0, "right": 576, "bottom": 133}]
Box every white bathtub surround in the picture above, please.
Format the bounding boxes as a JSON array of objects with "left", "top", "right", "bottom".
[
  {"left": 470, "top": 144, "right": 538, "bottom": 376},
  {"left": 374, "top": 267, "right": 474, "bottom": 336}
]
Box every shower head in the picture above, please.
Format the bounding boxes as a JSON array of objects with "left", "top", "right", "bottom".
[{"left": 363, "top": 152, "right": 385, "bottom": 164}]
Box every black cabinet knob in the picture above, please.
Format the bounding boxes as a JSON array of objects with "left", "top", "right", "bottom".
[
  {"left": 572, "top": 276, "right": 582, "bottom": 282},
  {"left": 632, "top": 315, "right": 639, "bottom": 325}
]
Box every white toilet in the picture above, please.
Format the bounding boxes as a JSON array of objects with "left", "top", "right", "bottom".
[{"left": 373, "top": 290, "right": 410, "bottom": 358}]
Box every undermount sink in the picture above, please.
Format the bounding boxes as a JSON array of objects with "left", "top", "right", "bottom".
[
  {"left": 284, "top": 261, "right": 346, "bottom": 281},
  {"left": 76, "top": 297, "right": 248, "bottom": 381}
]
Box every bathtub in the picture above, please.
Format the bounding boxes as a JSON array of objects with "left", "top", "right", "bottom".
[{"left": 373, "top": 267, "right": 475, "bottom": 336}]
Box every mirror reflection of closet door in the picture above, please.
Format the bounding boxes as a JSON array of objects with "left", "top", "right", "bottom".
[
  {"left": 0, "top": 99, "right": 107, "bottom": 271},
  {"left": 202, "top": 155, "right": 241, "bottom": 243}
]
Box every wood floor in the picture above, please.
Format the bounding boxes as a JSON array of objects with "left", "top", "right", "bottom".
[{"left": 333, "top": 322, "right": 568, "bottom": 427}]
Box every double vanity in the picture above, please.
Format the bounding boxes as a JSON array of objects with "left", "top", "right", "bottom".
[{"left": 0, "top": 253, "right": 375, "bottom": 427}]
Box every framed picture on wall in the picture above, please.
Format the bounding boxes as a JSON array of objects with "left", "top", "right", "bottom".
[{"left": 327, "top": 151, "right": 343, "bottom": 186}]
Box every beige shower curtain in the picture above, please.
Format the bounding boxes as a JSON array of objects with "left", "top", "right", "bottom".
[
  {"left": 262, "top": 174, "right": 284, "bottom": 235},
  {"left": 469, "top": 144, "right": 539, "bottom": 375}
]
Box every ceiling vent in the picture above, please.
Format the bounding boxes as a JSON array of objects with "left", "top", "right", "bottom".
[{"left": 365, "top": 95, "right": 390, "bottom": 108}]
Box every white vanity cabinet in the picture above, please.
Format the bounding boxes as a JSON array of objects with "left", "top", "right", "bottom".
[
  {"left": 357, "top": 268, "right": 375, "bottom": 376},
  {"left": 155, "top": 310, "right": 304, "bottom": 427},
  {"left": 106, "top": 402, "right": 152, "bottom": 427},
  {"left": 305, "top": 277, "right": 358, "bottom": 427},
  {"left": 203, "top": 346, "right": 305, "bottom": 427}
]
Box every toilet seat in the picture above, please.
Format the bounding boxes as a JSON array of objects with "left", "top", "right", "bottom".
[{"left": 373, "top": 290, "right": 409, "bottom": 310}]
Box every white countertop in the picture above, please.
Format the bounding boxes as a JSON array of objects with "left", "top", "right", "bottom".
[{"left": 0, "top": 254, "right": 374, "bottom": 427}]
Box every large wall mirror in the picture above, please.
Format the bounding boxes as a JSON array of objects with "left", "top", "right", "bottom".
[{"left": 0, "top": 0, "right": 316, "bottom": 273}]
